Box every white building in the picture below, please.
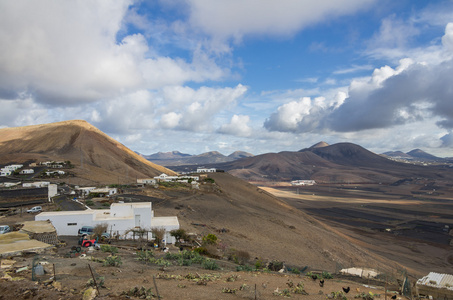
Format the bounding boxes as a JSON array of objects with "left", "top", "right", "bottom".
[
  {"left": 154, "top": 173, "right": 178, "bottom": 182},
  {"left": 197, "top": 168, "right": 216, "bottom": 173},
  {"left": 23, "top": 181, "right": 50, "bottom": 188},
  {"left": 89, "top": 187, "right": 118, "bottom": 197},
  {"left": 45, "top": 170, "right": 65, "bottom": 176},
  {"left": 0, "top": 164, "right": 24, "bottom": 176},
  {"left": 35, "top": 202, "right": 179, "bottom": 243},
  {"left": 78, "top": 187, "right": 96, "bottom": 196},
  {"left": 137, "top": 178, "right": 157, "bottom": 185},
  {"left": 20, "top": 169, "right": 35, "bottom": 174},
  {"left": 291, "top": 180, "right": 316, "bottom": 186}
]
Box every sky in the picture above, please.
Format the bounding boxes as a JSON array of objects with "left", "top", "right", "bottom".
[{"left": 1, "top": 0, "right": 453, "bottom": 157}]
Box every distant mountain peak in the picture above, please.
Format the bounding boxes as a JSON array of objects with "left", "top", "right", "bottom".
[
  {"left": 407, "top": 149, "right": 440, "bottom": 160},
  {"left": 228, "top": 151, "right": 254, "bottom": 159},
  {"left": 309, "top": 141, "right": 329, "bottom": 149}
]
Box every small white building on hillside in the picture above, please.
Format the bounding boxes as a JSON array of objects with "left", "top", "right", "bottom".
[
  {"left": 137, "top": 178, "right": 157, "bottom": 185},
  {"left": 89, "top": 187, "right": 118, "bottom": 197},
  {"left": 291, "top": 180, "right": 316, "bottom": 186},
  {"left": 20, "top": 169, "right": 35, "bottom": 174},
  {"left": 197, "top": 168, "right": 216, "bottom": 173},
  {"left": 35, "top": 202, "right": 179, "bottom": 243}
]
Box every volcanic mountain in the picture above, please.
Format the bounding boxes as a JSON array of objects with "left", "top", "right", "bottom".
[
  {"left": 383, "top": 149, "right": 444, "bottom": 161},
  {"left": 219, "top": 142, "right": 453, "bottom": 183},
  {"left": 0, "top": 120, "right": 176, "bottom": 184}
]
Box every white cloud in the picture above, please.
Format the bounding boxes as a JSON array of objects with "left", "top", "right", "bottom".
[
  {"left": 159, "top": 84, "right": 247, "bottom": 131},
  {"left": 218, "top": 115, "right": 252, "bottom": 137},
  {"left": 0, "top": 1, "right": 228, "bottom": 105},
  {"left": 187, "top": 0, "right": 375, "bottom": 46}
]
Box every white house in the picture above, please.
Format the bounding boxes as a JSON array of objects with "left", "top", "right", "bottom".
[
  {"left": 153, "top": 173, "right": 178, "bottom": 182},
  {"left": 35, "top": 202, "right": 179, "bottom": 243},
  {"left": 45, "top": 170, "right": 65, "bottom": 176},
  {"left": 0, "top": 170, "right": 11, "bottom": 176},
  {"left": 291, "top": 180, "right": 316, "bottom": 186},
  {"left": 23, "top": 181, "right": 50, "bottom": 188},
  {"left": 89, "top": 187, "right": 118, "bottom": 197},
  {"left": 78, "top": 187, "right": 97, "bottom": 196},
  {"left": 197, "top": 168, "right": 216, "bottom": 173},
  {"left": 137, "top": 178, "right": 157, "bottom": 185},
  {"left": 20, "top": 169, "right": 35, "bottom": 174}
]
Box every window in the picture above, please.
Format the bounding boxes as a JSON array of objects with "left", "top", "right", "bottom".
[{"left": 67, "top": 223, "right": 77, "bottom": 226}]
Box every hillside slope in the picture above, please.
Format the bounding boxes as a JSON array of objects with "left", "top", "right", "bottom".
[
  {"left": 0, "top": 120, "right": 176, "bottom": 184},
  {"left": 155, "top": 172, "right": 389, "bottom": 271}
]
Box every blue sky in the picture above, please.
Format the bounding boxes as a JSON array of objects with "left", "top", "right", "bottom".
[{"left": 1, "top": 0, "right": 453, "bottom": 157}]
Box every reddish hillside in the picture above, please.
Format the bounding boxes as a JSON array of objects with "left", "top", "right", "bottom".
[{"left": 0, "top": 120, "right": 176, "bottom": 184}]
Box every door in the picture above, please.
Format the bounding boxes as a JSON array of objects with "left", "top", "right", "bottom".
[{"left": 135, "top": 214, "right": 140, "bottom": 227}]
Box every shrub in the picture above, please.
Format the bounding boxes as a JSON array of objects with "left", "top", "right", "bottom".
[
  {"left": 86, "top": 200, "right": 94, "bottom": 206},
  {"left": 136, "top": 250, "right": 154, "bottom": 262},
  {"left": 202, "top": 259, "right": 219, "bottom": 270},
  {"left": 194, "top": 247, "right": 208, "bottom": 255},
  {"left": 268, "top": 260, "right": 284, "bottom": 272},
  {"left": 236, "top": 265, "right": 254, "bottom": 272},
  {"left": 322, "top": 271, "right": 333, "bottom": 279},
  {"left": 100, "top": 244, "right": 118, "bottom": 254},
  {"left": 202, "top": 233, "right": 218, "bottom": 245},
  {"left": 103, "top": 256, "right": 122, "bottom": 267},
  {"left": 292, "top": 268, "right": 300, "bottom": 274}
]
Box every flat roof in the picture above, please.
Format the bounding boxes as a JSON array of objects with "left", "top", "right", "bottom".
[
  {"left": 152, "top": 216, "right": 179, "bottom": 227},
  {"left": 37, "top": 210, "right": 95, "bottom": 216}
]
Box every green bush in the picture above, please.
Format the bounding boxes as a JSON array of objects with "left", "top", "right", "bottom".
[
  {"left": 103, "top": 256, "right": 122, "bottom": 267},
  {"left": 100, "top": 245, "right": 118, "bottom": 254},
  {"left": 322, "top": 271, "right": 333, "bottom": 279},
  {"left": 85, "top": 200, "right": 95, "bottom": 206},
  {"left": 194, "top": 247, "right": 208, "bottom": 255},
  {"left": 202, "top": 233, "right": 218, "bottom": 245},
  {"left": 136, "top": 250, "right": 154, "bottom": 262},
  {"left": 202, "top": 259, "right": 219, "bottom": 270}
]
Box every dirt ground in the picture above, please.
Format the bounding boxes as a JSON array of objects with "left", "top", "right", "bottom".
[
  {"left": 261, "top": 182, "right": 453, "bottom": 277},
  {"left": 1, "top": 174, "right": 449, "bottom": 299},
  {"left": 0, "top": 238, "right": 404, "bottom": 300}
]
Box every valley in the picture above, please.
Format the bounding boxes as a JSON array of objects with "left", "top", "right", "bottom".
[{"left": 261, "top": 182, "right": 453, "bottom": 276}]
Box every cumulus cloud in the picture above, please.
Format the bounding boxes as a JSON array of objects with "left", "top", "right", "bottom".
[
  {"left": 218, "top": 115, "right": 252, "bottom": 137},
  {"left": 265, "top": 23, "right": 453, "bottom": 136},
  {"left": 0, "top": 1, "right": 227, "bottom": 105},
  {"left": 187, "top": 0, "right": 375, "bottom": 45},
  {"left": 264, "top": 94, "right": 345, "bottom": 132},
  {"left": 160, "top": 84, "right": 247, "bottom": 131}
]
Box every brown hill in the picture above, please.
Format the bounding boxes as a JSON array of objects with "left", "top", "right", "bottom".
[
  {"left": 0, "top": 120, "right": 176, "bottom": 184},
  {"left": 219, "top": 142, "right": 453, "bottom": 183},
  {"left": 155, "top": 172, "right": 388, "bottom": 271}
]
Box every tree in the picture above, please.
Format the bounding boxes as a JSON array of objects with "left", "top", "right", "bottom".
[
  {"left": 170, "top": 229, "right": 188, "bottom": 244},
  {"left": 151, "top": 227, "right": 166, "bottom": 248}
]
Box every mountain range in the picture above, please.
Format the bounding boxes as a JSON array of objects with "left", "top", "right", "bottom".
[
  {"left": 1, "top": 120, "right": 451, "bottom": 185},
  {"left": 142, "top": 150, "right": 254, "bottom": 166},
  {"left": 195, "top": 142, "right": 453, "bottom": 183},
  {"left": 382, "top": 148, "right": 448, "bottom": 161}
]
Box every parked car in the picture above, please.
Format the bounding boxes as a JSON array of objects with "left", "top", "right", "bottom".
[
  {"left": 27, "top": 206, "right": 42, "bottom": 213},
  {"left": 78, "top": 225, "right": 94, "bottom": 236},
  {"left": 0, "top": 225, "right": 11, "bottom": 234}
]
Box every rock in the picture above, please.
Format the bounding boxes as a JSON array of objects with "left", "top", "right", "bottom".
[{"left": 82, "top": 287, "right": 97, "bottom": 300}]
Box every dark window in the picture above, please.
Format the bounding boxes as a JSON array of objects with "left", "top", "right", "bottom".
[{"left": 67, "top": 223, "right": 77, "bottom": 226}]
